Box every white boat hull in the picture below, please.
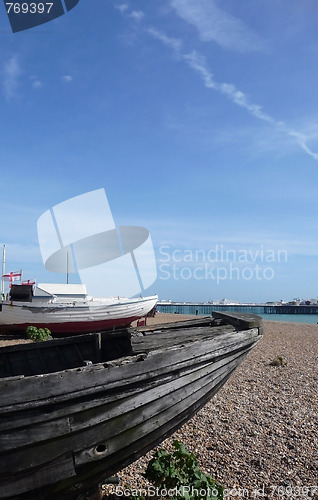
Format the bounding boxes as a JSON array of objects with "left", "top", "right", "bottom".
[{"left": 0, "top": 295, "right": 158, "bottom": 334}]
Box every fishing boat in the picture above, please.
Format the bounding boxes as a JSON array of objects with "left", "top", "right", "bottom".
[
  {"left": 0, "top": 283, "right": 158, "bottom": 335},
  {"left": 0, "top": 311, "right": 263, "bottom": 499}
]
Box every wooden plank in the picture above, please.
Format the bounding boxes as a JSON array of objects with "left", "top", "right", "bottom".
[
  {"left": 212, "top": 311, "right": 263, "bottom": 330},
  {"left": 0, "top": 334, "right": 260, "bottom": 432},
  {"left": 136, "top": 312, "right": 263, "bottom": 333},
  {"left": 131, "top": 324, "right": 235, "bottom": 352},
  {"left": 0, "top": 341, "right": 256, "bottom": 474},
  {"left": 0, "top": 416, "right": 71, "bottom": 452},
  {"left": 70, "top": 347, "right": 247, "bottom": 434},
  {"left": 0, "top": 328, "right": 259, "bottom": 414},
  {"left": 0, "top": 356, "right": 212, "bottom": 431},
  {"left": 2, "top": 361, "right": 231, "bottom": 474},
  {"left": 48, "top": 367, "right": 238, "bottom": 500},
  {"left": 134, "top": 323, "right": 235, "bottom": 340},
  {"left": 0, "top": 333, "right": 98, "bottom": 354},
  {"left": 9, "top": 360, "right": 237, "bottom": 469},
  {"left": 0, "top": 329, "right": 260, "bottom": 412},
  {"left": 74, "top": 354, "right": 244, "bottom": 466},
  {"left": 0, "top": 317, "right": 263, "bottom": 499},
  {"left": 0, "top": 333, "right": 101, "bottom": 378},
  {"left": 37, "top": 353, "right": 253, "bottom": 500},
  {"left": 0, "top": 453, "right": 75, "bottom": 498},
  {"left": 0, "top": 334, "right": 256, "bottom": 440},
  {"left": 136, "top": 316, "right": 212, "bottom": 332},
  {"left": 3, "top": 332, "right": 258, "bottom": 468}
]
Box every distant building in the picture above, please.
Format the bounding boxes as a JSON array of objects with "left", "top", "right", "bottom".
[{"left": 300, "top": 299, "right": 318, "bottom": 305}]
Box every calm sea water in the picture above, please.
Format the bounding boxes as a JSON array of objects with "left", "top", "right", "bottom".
[
  {"left": 157, "top": 305, "right": 318, "bottom": 324},
  {"left": 260, "top": 313, "right": 318, "bottom": 324}
]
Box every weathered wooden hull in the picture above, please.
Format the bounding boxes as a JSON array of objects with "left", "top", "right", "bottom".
[
  {"left": 0, "top": 295, "right": 158, "bottom": 334},
  {"left": 0, "top": 312, "right": 263, "bottom": 499}
]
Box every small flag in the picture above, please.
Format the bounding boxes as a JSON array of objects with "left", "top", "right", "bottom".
[
  {"left": 22, "top": 279, "right": 36, "bottom": 286},
  {"left": 3, "top": 271, "right": 22, "bottom": 282}
]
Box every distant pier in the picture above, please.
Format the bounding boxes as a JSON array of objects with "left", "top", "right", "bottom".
[{"left": 157, "top": 303, "right": 318, "bottom": 315}]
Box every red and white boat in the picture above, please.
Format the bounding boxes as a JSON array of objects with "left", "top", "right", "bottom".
[{"left": 0, "top": 283, "right": 158, "bottom": 335}]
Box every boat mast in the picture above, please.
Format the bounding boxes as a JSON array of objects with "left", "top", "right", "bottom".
[
  {"left": 66, "top": 250, "right": 69, "bottom": 285},
  {"left": 1, "top": 245, "right": 5, "bottom": 298}
]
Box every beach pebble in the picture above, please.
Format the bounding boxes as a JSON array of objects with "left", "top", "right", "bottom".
[{"left": 103, "top": 315, "right": 318, "bottom": 498}]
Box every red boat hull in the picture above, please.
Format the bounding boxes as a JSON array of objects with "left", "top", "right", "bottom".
[{"left": 0, "top": 315, "right": 143, "bottom": 335}]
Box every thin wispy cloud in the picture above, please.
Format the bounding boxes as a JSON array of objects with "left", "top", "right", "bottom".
[
  {"left": 184, "top": 51, "right": 273, "bottom": 123},
  {"left": 115, "top": 6, "right": 145, "bottom": 23},
  {"left": 146, "top": 27, "right": 183, "bottom": 54},
  {"left": 114, "top": 4, "right": 129, "bottom": 14},
  {"left": 129, "top": 10, "right": 145, "bottom": 22},
  {"left": 114, "top": 2, "right": 318, "bottom": 162},
  {"left": 281, "top": 127, "right": 318, "bottom": 161},
  {"left": 183, "top": 50, "right": 318, "bottom": 160},
  {"left": 30, "top": 76, "right": 42, "bottom": 89},
  {"left": 61, "top": 75, "right": 73, "bottom": 83},
  {"left": 32, "top": 80, "right": 42, "bottom": 89},
  {"left": 170, "top": 0, "right": 266, "bottom": 52},
  {"left": 2, "top": 56, "right": 21, "bottom": 101}
]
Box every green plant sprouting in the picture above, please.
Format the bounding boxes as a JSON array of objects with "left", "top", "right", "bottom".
[
  {"left": 26, "top": 326, "right": 52, "bottom": 342},
  {"left": 143, "top": 440, "right": 223, "bottom": 500}
]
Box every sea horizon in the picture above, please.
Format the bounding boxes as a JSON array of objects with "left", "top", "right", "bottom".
[{"left": 157, "top": 304, "right": 318, "bottom": 324}]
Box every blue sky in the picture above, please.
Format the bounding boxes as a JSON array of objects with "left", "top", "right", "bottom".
[{"left": 1, "top": 0, "right": 318, "bottom": 303}]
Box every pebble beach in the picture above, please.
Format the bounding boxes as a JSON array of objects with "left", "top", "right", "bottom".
[{"left": 104, "top": 313, "right": 318, "bottom": 499}]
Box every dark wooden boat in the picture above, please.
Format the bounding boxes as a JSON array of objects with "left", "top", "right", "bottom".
[{"left": 0, "top": 311, "right": 263, "bottom": 499}]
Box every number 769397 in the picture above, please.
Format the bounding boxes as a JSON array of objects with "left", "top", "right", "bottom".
[{"left": 5, "top": 3, "right": 53, "bottom": 14}]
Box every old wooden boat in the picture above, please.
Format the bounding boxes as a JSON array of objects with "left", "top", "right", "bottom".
[
  {"left": 0, "top": 311, "right": 263, "bottom": 499},
  {"left": 0, "top": 284, "right": 158, "bottom": 335}
]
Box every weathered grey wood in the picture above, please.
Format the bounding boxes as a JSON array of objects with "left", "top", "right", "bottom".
[
  {"left": 0, "top": 355, "right": 242, "bottom": 476},
  {"left": 212, "top": 310, "right": 264, "bottom": 330},
  {"left": 0, "top": 417, "right": 71, "bottom": 452},
  {"left": 131, "top": 324, "right": 235, "bottom": 352},
  {"left": 0, "top": 453, "right": 75, "bottom": 498},
  {"left": 37, "top": 362, "right": 247, "bottom": 500},
  {"left": 0, "top": 333, "right": 258, "bottom": 434},
  {"left": 0, "top": 347, "right": 247, "bottom": 453},
  {"left": 0, "top": 329, "right": 259, "bottom": 411},
  {"left": 74, "top": 359, "right": 238, "bottom": 466},
  {"left": 136, "top": 316, "right": 212, "bottom": 332},
  {"left": 0, "top": 313, "right": 263, "bottom": 499},
  {"left": 6, "top": 357, "right": 238, "bottom": 477},
  {"left": 34, "top": 370, "right": 237, "bottom": 500},
  {"left": 0, "top": 333, "right": 101, "bottom": 377},
  {"left": 0, "top": 335, "right": 253, "bottom": 443},
  {"left": 0, "top": 347, "right": 258, "bottom": 481},
  {"left": 0, "top": 330, "right": 260, "bottom": 424}
]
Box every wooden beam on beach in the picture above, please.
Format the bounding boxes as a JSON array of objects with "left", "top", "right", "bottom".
[{"left": 212, "top": 311, "right": 264, "bottom": 333}]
